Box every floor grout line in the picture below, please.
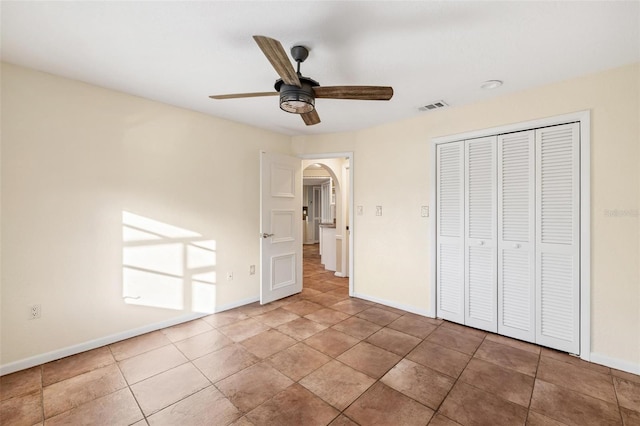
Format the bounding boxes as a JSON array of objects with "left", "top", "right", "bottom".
[
  {"left": 39, "top": 365, "right": 45, "bottom": 423},
  {"left": 5, "top": 245, "right": 636, "bottom": 425},
  {"left": 107, "top": 344, "right": 147, "bottom": 424}
]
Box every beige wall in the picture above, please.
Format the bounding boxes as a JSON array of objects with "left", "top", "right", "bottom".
[
  {"left": 2, "top": 61, "right": 639, "bottom": 371},
  {"left": 302, "top": 168, "right": 331, "bottom": 178},
  {"left": 1, "top": 63, "right": 291, "bottom": 366},
  {"left": 293, "top": 63, "right": 640, "bottom": 367}
]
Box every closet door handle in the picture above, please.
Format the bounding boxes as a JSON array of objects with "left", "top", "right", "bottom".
[
  {"left": 513, "top": 243, "right": 521, "bottom": 249},
  {"left": 478, "top": 240, "right": 485, "bottom": 246}
]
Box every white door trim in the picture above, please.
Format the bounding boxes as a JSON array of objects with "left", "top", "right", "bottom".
[
  {"left": 429, "top": 110, "right": 591, "bottom": 360},
  {"left": 299, "top": 152, "right": 354, "bottom": 297}
]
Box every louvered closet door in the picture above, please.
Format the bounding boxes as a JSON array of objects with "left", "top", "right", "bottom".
[
  {"left": 436, "top": 141, "right": 465, "bottom": 324},
  {"left": 535, "top": 123, "right": 580, "bottom": 353},
  {"left": 498, "top": 131, "right": 535, "bottom": 342},
  {"left": 464, "top": 136, "right": 497, "bottom": 332}
]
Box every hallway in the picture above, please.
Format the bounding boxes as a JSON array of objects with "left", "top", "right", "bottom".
[{"left": 303, "top": 243, "right": 349, "bottom": 301}]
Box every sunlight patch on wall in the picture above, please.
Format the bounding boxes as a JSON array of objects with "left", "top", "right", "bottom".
[
  {"left": 125, "top": 243, "right": 184, "bottom": 276},
  {"left": 122, "top": 211, "right": 217, "bottom": 313},
  {"left": 187, "top": 244, "right": 217, "bottom": 270},
  {"left": 123, "top": 212, "right": 201, "bottom": 239}
]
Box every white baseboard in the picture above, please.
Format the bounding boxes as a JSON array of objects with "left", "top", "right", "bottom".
[
  {"left": 214, "top": 296, "right": 259, "bottom": 312},
  {"left": 590, "top": 352, "right": 640, "bottom": 375},
  {"left": 352, "top": 292, "right": 433, "bottom": 317},
  {"left": 334, "top": 272, "right": 347, "bottom": 278},
  {"left": 0, "top": 312, "right": 203, "bottom": 376},
  {"left": 1, "top": 297, "right": 260, "bottom": 376}
]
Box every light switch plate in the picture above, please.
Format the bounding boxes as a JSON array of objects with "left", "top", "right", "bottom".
[
  {"left": 357, "top": 205, "right": 364, "bottom": 216},
  {"left": 421, "top": 206, "right": 429, "bottom": 217},
  {"left": 375, "top": 206, "right": 383, "bottom": 216}
]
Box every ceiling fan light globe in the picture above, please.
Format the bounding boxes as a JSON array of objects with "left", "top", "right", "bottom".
[
  {"left": 279, "top": 92, "right": 315, "bottom": 114},
  {"left": 276, "top": 77, "right": 319, "bottom": 115}
]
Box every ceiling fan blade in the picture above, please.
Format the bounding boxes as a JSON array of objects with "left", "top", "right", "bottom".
[
  {"left": 301, "top": 109, "right": 321, "bottom": 126},
  {"left": 313, "top": 86, "right": 394, "bottom": 100},
  {"left": 253, "top": 35, "right": 301, "bottom": 87},
  {"left": 209, "top": 92, "right": 278, "bottom": 100}
]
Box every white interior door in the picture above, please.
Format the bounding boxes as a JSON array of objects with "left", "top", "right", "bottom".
[
  {"left": 535, "top": 123, "right": 580, "bottom": 353},
  {"left": 436, "top": 141, "right": 465, "bottom": 324},
  {"left": 464, "top": 136, "right": 498, "bottom": 332},
  {"left": 260, "top": 151, "right": 302, "bottom": 304},
  {"left": 498, "top": 131, "right": 536, "bottom": 342}
]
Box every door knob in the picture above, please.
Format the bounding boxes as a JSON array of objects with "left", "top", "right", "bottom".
[
  {"left": 513, "top": 243, "right": 521, "bottom": 249},
  {"left": 261, "top": 233, "right": 274, "bottom": 239},
  {"left": 478, "top": 241, "right": 485, "bottom": 246}
]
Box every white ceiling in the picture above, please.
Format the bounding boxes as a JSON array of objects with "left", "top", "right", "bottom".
[{"left": 1, "top": 1, "right": 638, "bottom": 136}]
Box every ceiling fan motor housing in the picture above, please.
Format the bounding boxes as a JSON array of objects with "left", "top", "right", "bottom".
[
  {"left": 275, "top": 77, "right": 319, "bottom": 114},
  {"left": 290, "top": 45, "right": 309, "bottom": 63}
]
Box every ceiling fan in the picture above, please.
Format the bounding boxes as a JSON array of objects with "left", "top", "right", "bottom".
[{"left": 209, "top": 36, "right": 394, "bottom": 126}]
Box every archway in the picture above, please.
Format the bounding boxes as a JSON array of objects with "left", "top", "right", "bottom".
[{"left": 301, "top": 158, "right": 349, "bottom": 288}]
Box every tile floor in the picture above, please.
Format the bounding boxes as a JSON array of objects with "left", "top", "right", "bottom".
[{"left": 2, "top": 244, "right": 639, "bottom": 425}]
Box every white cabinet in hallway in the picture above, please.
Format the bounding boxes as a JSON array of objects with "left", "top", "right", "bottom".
[{"left": 319, "top": 224, "right": 337, "bottom": 271}]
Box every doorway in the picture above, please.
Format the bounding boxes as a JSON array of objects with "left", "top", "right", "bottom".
[{"left": 300, "top": 154, "right": 353, "bottom": 297}]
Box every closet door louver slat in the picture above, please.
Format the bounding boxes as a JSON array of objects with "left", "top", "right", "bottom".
[
  {"left": 535, "top": 123, "right": 580, "bottom": 353},
  {"left": 436, "top": 142, "right": 465, "bottom": 323},
  {"left": 498, "top": 131, "right": 536, "bottom": 342},
  {"left": 464, "top": 136, "right": 497, "bottom": 332}
]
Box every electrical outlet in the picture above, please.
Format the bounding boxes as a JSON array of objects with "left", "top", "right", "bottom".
[
  {"left": 357, "top": 205, "right": 364, "bottom": 216},
  {"left": 30, "top": 304, "right": 41, "bottom": 320},
  {"left": 375, "top": 206, "right": 383, "bottom": 216},
  {"left": 226, "top": 272, "right": 233, "bottom": 281},
  {"left": 249, "top": 265, "right": 256, "bottom": 275},
  {"left": 421, "top": 206, "right": 429, "bottom": 217}
]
